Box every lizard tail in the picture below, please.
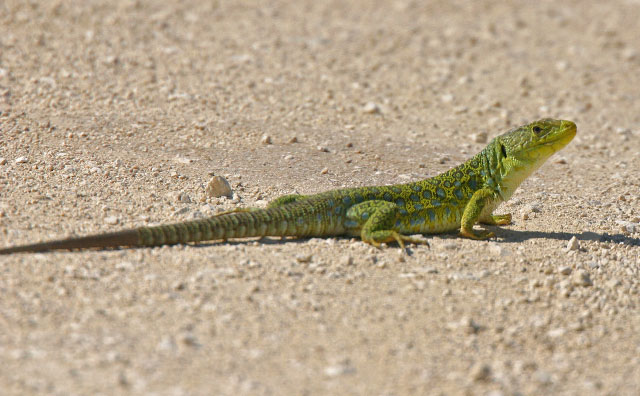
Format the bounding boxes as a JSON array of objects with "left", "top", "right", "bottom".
[
  {"left": 0, "top": 230, "right": 139, "bottom": 254},
  {"left": 0, "top": 204, "right": 336, "bottom": 254}
]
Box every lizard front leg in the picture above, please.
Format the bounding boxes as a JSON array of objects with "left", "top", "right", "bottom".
[
  {"left": 459, "top": 187, "right": 500, "bottom": 240},
  {"left": 480, "top": 213, "right": 512, "bottom": 226},
  {"left": 346, "top": 200, "right": 429, "bottom": 250}
]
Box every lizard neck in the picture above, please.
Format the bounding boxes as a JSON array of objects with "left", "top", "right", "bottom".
[{"left": 480, "top": 138, "right": 549, "bottom": 202}]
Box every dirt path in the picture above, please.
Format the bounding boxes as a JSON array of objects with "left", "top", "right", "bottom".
[{"left": 1, "top": 1, "right": 639, "bottom": 394}]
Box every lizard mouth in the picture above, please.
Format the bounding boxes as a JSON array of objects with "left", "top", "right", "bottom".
[{"left": 548, "top": 120, "right": 577, "bottom": 149}]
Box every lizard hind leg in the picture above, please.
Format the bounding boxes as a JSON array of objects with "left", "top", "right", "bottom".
[{"left": 346, "top": 200, "right": 429, "bottom": 250}]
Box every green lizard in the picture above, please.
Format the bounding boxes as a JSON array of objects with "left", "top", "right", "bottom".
[{"left": 0, "top": 118, "right": 576, "bottom": 254}]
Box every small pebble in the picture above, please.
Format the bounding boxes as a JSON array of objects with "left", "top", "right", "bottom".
[
  {"left": 324, "top": 361, "right": 355, "bottom": 377},
  {"left": 320, "top": 167, "right": 329, "bottom": 174},
  {"left": 260, "top": 134, "right": 272, "bottom": 145},
  {"left": 461, "top": 316, "right": 481, "bottom": 334},
  {"left": 547, "top": 327, "right": 566, "bottom": 338},
  {"left": 566, "top": 236, "right": 580, "bottom": 251},
  {"left": 470, "top": 363, "right": 492, "bottom": 382},
  {"left": 295, "top": 253, "right": 313, "bottom": 263},
  {"left": 156, "top": 336, "right": 177, "bottom": 352},
  {"left": 362, "top": 102, "right": 380, "bottom": 114},
  {"left": 178, "top": 192, "right": 191, "bottom": 203},
  {"left": 440, "top": 93, "right": 454, "bottom": 103},
  {"left": 104, "top": 216, "right": 119, "bottom": 225},
  {"left": 115, "top": 261, "right": 134, "bottom": 271},
  {"left": 572, "top": 270, "right": 592, "bottom": 287},
  {"left": 558, "top": 266, "right": 572, "bottom": 275},
  {"left": 179, "top": 333, "right": 200, "bottom": 348},
  {"left": 606, "top": 278, "right": 621, "bottom": 288},
  {"left": 534, "top": 370, "right": 552, "bottom": 385},
  {"left": 489, "top": 243, "right": 511, "bottom": 256},
  {"left": 622, "top": 48, "right": 638, "bottom": 61},
  {"left": 0, "top": 157, "right": 6, "bottom": 165},
  {"left": 15, "top": 156, "right": 28, "bottom": 164},
  {"left": 616, "top": 220, "right": 639, "bottom": 233},
  {"left": 205, "top": 176, "right": 233, "bottom": 198},
  {"left": 340, "top": 255, "right": 354, "bottom": 266},
  {"left": 472, "top": 132, "right": 488, "bottom": 143}
]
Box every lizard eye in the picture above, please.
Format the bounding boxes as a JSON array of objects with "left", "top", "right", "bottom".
[{"left": 532, "top": 126, "right": 542, "bottom": 134}]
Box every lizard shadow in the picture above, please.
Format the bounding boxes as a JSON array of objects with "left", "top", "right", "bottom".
[
  {"left": 189, "top": 229, "right": 640, "bottom": 251},
  {"left": 489, "top": 228, "right": 640, "bottom": 247},
  {"left": 192, "top": 236, "right": 325, "bottom": 249}
]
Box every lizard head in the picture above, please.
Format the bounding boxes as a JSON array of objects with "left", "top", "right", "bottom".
[
  {"left": 490, "top": 118, "right": 576, "bottom": 200},
  {"left": 500, "top": 118, "right": 577, "bottom": 162}
]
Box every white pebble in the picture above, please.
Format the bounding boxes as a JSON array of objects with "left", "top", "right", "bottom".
[
  {"left": 622, "top": 48, "right": 638, "bottom": 61},
  {"left": 440, "top": 93, "right": 454, "bottom": 103},
  {"left": 205, "top": 176, "right": 233, "bottom": 198},
  {"left": 566, "top": 236, "right": 580, "bottom": 251},
  {"left": 362, "top": 102, "right": 380, "bottom": 114},
  {"left": 115, "top": 261, "right": 134, "bottom": 271},
  {"left": 260, "top": 135, "right": 272, "bottom": 145},
  {"left": 15, "top": 156, "right": 28, "bottom": 164},
  {"left": 295, "top": 253, "right": 313, "bottom": 263},
  {"left": 156, "top": 336, "right": 177, "bottom": 352},
  {"left": 572, "top": 270, "right": 592, "bottom": 287},
  {"left": 104, "top": 216, "right": 119, "bottom": 225},
  {"left": 324, "top": 362, "right": 355, "bottom": 377},
  {"left": 523, "top": 203, "right": 541, "bottom": 213},
  {"left": 489, "top": 243, "right": 511, "bottom": 256},
  {"left": 558, "top": 266, "right": 572, "bottom": 275},
  {"left": 616, "top": 220, "right": 639, "bottom": 233},
  {"left": 341, "top": 255, "right": 354, "bottom": 266},
  {"left": 547, "top": 327, "right": 566, "bottom": 338},
  {"left": 606, "top": 278, "right": 621, "bottom": 288}
]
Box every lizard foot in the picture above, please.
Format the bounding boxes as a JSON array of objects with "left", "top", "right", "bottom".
[
  {"left": 491, "top": 213, "right": 512, "bottom": 225},
  {"left": 459, "top": 228, "right": 496, "bottom": 240},
  {"left": 363, "top": 231, "right": 430, "bottom": 251},
  {"left": 479, "top": 213, "right": 512, "bottom": 226}
]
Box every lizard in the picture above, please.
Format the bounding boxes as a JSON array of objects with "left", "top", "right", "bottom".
[{"left": 0, "top": 118, "right": 576, "bottom": 254}]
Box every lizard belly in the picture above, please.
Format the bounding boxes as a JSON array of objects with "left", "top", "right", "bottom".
[{"left": 398, "top": 206, "right": 463, "bottom": 234}]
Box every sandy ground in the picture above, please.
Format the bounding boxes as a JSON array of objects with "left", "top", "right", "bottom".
[{"left": 1, "top": 0, "right": 639, "bottom": 395}]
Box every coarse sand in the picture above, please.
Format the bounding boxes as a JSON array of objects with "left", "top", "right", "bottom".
[{"left": 1, "top": 1, "right": 639, "bottom": 395}]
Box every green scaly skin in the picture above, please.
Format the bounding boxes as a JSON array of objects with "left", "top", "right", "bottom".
[{"left": 0, "top": 119, "right": 576, "bottom": 254}]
